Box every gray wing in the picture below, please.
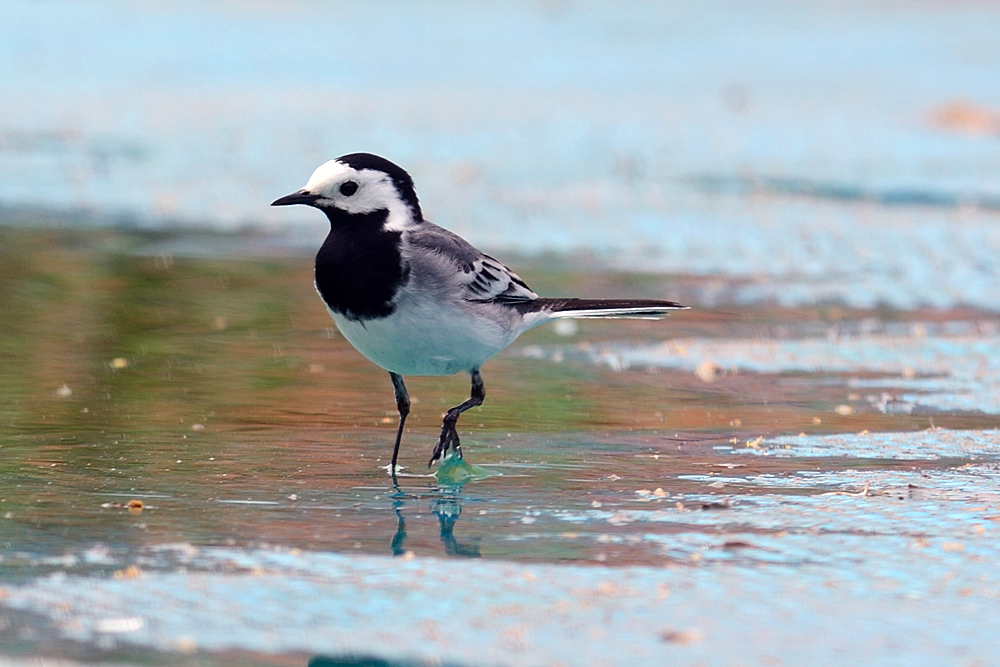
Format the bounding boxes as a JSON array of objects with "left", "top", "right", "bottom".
[{"left": 406, "top": 222, "right": 538, "bottom": 302}]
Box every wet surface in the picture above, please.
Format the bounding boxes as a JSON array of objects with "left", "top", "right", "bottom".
[{"left": 1, "top": 228, "right": 999, "bottom": 666}]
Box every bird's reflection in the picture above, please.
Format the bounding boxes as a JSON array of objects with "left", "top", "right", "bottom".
[
  {"left": 434, "top": 496, "right": 481, "bottom": 557},
  {"left": 390, "top": 505, "right": 408, "bottom": 557},
  {"left": 391, "top": 490, "right": 480, "bottom": 558}
]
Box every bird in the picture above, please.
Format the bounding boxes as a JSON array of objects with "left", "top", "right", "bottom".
[{"left": 272, "top": 153, "right": 685, "bottom": 477}]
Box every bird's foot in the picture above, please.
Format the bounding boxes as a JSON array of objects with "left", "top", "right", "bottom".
[{"left": 429, "top": 422, "right": 463, "bottom": 466}]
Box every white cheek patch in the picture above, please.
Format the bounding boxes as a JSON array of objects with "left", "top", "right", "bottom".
[
  {"left": 382, "top": 205, "right": 418, "bottom": 231},
  {"left": 341, "top": 176, "right": 402, "bottom": 215},
  {"left": 344, "top": 170, "right": 419, "bottom": 230}
]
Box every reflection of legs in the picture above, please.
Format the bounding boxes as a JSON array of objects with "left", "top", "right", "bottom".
[
  {"left": 436, "top": 500, "right": 481, "bottom": 558},
  {"left": 390, "top": 504, "right": 407, "bottom": 556},
  {"left": 389, "top": 372, "right": 410, "bottom": 476},
  {"left": 429, "top": 368, "right": 485, "bottom": 466}
]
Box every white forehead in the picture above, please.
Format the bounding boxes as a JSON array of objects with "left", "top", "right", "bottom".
[{"left": 304, "top": 160, "right": 354, "bottom": 190}]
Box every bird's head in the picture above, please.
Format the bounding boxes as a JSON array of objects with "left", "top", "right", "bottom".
[{"left": 271, "top": 153, "right": 423, "bottom": 230}]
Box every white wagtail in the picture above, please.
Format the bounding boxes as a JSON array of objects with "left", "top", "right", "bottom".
[{"left": 272, "top": 153, "right": 685, "bottom": 474}]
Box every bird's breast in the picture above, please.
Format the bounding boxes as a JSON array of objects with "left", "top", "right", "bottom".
[{"left": 314, "top": 224, "right": 408, "bottom": 320}]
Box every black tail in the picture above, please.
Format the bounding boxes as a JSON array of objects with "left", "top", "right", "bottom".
[{"left": 515, "top": 298, "right": 687, "bottom": 319}]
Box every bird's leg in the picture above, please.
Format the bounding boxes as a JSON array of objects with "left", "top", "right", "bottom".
[
  {"left": 429, "top": 368, "right": 485, "bottom": 466},
  {"left": 389, "top": 372, "right": 410, "bottom": 481}
]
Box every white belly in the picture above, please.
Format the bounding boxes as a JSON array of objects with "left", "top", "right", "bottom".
[{"left": 329, "top": 298, "right": 520, "bottom": 376}]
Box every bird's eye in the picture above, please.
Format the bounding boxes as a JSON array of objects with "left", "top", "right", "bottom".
[{"left": 339, "top": 180, "right": 359, "bottom": 196}]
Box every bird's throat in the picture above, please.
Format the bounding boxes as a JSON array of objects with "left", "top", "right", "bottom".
[{"left": 314, "top": 213, "right": 409, "bottom": 321}]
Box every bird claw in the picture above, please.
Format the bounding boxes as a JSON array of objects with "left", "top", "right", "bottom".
[{"left": 429, "top": 423, "right": 463, "bottom": 466}]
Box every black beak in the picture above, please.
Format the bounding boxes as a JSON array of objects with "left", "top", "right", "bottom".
[{"left": 271, "top": 189, "right": 321, "bottom": 207}]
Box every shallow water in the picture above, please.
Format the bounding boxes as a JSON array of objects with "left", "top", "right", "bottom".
[{"left": 0, "top": 227, "right": 998, "bottom": 666}]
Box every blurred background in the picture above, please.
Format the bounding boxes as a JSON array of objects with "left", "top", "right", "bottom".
[{"left": 3, "top": 0, "right": 999, "bottom": 308}]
